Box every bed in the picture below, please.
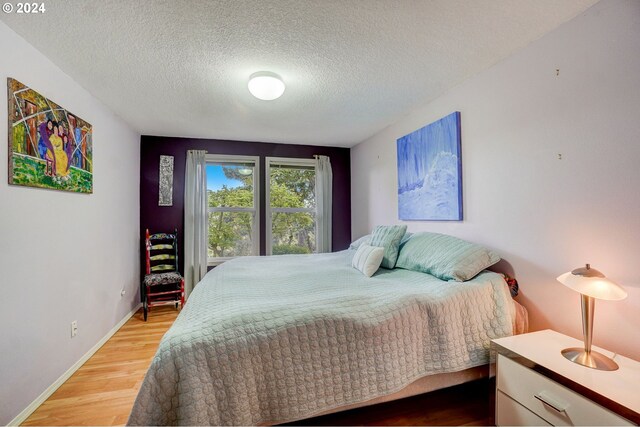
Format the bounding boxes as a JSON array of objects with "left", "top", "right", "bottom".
[{"left": 128, "top": 249, "right": 526, "bottom": 426}]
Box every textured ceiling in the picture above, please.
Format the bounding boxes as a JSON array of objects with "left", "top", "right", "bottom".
[{"left": 1, "top": 0, "right": 598, "bottom": 147}]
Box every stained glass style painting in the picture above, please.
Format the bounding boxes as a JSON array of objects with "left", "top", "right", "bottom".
[{"left": 7, "top": 78, "right": 93, "bottom": 193}]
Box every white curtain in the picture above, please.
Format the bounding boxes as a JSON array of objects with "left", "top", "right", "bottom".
[
  {"left": 184, "top": 150, "right": 208, "bottom": 299},
  {"left": 315, "top": 155, "right": 332, "bottom": 253}
]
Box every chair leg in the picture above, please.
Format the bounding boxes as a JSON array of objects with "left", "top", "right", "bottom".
[
  {"left": 144, "top": 284, "right": 150, "bottom": 321},
  {"left": 180, "top": 279, "right": 185, "bottom": 308}
]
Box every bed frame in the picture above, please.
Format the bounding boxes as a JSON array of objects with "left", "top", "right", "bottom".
[
  {"left": 299, "top": 366, "right": 486, "bottom": 421},
  {"left": 276, "top": 299, "right": 528, "bottom": 425}
]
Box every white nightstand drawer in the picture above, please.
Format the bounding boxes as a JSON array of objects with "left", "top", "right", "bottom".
[
  {"left": 497, "top": 354, "right": 632, "bottom": 426},
  {"left": 497, "top": 390, "right": 551, "bottom": 426}
]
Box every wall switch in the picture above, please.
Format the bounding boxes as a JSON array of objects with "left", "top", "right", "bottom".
[
  {"left": 121, "top": 288, "right": 126, "bottom": 297},
  {"left": 71, "top": 320, "right": 78, "bottom": 338}
]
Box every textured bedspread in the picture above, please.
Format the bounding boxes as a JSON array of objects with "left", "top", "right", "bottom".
[{"left": 128, "top": 250, "right": 515, "bottom": 426}]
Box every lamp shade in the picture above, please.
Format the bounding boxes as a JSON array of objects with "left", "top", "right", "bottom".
[{"left": 557, "top": 264, "right": 627, "bottom": 301}]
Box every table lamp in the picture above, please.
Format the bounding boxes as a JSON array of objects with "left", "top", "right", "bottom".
[{"left": 557, "top": 264, "right": 627, "bottom": 371}]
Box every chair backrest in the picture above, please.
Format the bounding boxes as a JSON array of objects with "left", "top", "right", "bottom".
[{"left": 145, "top": 228, "right": 179, "bottom": 275}]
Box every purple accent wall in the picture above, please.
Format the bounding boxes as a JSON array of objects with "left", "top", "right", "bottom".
[{"left": 140, "top": 135, "right": 351, "bottom": 278}]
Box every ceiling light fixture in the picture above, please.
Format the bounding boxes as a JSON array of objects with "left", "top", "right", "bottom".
[{"left": 248, "top": 71, "right": 285, "bottom": 100}]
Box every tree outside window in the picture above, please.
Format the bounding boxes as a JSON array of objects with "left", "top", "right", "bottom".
[{"left": 206, "top": 156, "right": 318, "bottom": 262}]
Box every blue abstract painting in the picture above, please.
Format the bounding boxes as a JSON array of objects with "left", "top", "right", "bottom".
[{"left": 397, "top": 112, "right": 462, "bottom": 221}]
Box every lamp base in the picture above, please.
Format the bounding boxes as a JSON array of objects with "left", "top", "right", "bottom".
[{"left": 561, "top": 347, "right": 619, "bottom": 371}]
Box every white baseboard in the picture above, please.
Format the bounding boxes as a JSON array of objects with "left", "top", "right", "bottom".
[{"left": 7, "top": 303, "right": 143, "bottom": 427}]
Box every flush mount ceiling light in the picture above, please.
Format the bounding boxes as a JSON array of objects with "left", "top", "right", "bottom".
[{"left": 248, "top": 72, "right": 285, "bottom": 100}]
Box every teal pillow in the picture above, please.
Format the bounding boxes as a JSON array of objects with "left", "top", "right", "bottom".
[
  {"left": 349, "top": 234, "right": 371, "bottom": 250},
  {"left": 396, "top": 232, "right": 500, "bottom": 281},
  {"left": 350, "top": 232, "right": 413, "bottom": 250},
  {"left": 369, "top": 225, "right": 407, "bottom": 269},
  {"left": 400, "top": 231, "right": 413, "bottom": 247}
]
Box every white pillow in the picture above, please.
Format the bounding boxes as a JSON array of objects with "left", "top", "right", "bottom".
[{"left": 351, "top": 244, "right": 385, "bottom": 277}]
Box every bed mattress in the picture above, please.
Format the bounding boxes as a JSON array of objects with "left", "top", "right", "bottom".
[{"left": 128, "top": 250, "right": 515, "bottom": 425}]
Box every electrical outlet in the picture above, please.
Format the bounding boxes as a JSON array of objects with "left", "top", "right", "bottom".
[
  {"left": 121, "top": 288, "right": 126, "bottom": 297},
  {"left": 71, "top": 320, "right": 78, "bottom": 338}
]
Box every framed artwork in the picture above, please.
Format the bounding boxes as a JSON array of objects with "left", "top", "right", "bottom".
[
  {"left": 7, "top": 78, "right": 93, "bottom": 193},
  {"left": 158, "top": 155, "right": 174, "bottom": 206},
  {"left": 397, "top": 111, "right": 462, "bottom": 220}
]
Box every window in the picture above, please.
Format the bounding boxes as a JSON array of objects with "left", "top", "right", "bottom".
[
  {"left": 206, "top": 155, "right": 259, "bottom": 264},
  {"left": 266, "top": 157, "right": 317, "bottom": 255},
  {"left": 205, "top": 155, "right": 321, "bottom": 263}
]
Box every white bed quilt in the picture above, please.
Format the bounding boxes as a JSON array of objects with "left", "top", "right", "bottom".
[{"left": 128, "top": 250, "right": 514, "bottom": 425}]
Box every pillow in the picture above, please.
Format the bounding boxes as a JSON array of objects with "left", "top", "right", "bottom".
[
  {"left": 369, "top": 225, "right": 407, "bottom": 269},
  {"left": 395, "top": 232, "right": 500, "bottom": 281},
  {"left": 351, "top": 244, "right": 385, "bottom": 277},
  {"left": 349, "top": 234, "right": 371, "bottom": 250},
  {"left": 349, "top": 232, "right": 413, "bottom": 251},
  {"left": 400, "top": 231, "right": 413, "bottom": 246}
]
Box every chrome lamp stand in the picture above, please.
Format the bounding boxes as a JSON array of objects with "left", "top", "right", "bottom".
[{"left": 561, "top": 294, "right": 619, "bottom": 371}]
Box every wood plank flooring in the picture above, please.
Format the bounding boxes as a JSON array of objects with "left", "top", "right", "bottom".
[
  {"left": 22, "top": 305, "right": 492, "bottom": 426},
  {"left": 281, "top": 380, "right": 493, "bottom": 426},
  {"left": 22, "top": 306, "right": 178, "bottom": 426}
]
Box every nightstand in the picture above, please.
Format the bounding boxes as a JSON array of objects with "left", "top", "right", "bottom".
[{"left": 492, "top": 330, "right": 639, "bottom": 426}]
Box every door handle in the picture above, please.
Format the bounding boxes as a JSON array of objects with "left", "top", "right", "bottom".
[{"left": 534, "top": 391, "right": 569, "bottom": 413}]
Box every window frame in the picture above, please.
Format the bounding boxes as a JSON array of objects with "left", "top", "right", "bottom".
[
  {"left": 206, "top": 154, "right": 260, "bottom": 265},
  {"left": 265, "top": 156, "right": 317, "bottom": 256}
]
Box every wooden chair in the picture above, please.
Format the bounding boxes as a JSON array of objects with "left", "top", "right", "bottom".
[{"left": 143, "top": 229, "right": 185, "bottom": 321}]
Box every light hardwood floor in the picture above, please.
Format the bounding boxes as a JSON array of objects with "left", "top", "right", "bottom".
[
  {"left": 22, "top": 305, "right": 491, "bottom": 426},
  {"left": 22, "top": 305, "right": 178, "bottom": 426},
  {"left": 280, "top": 380, "right": 492, "bottom": 426}
]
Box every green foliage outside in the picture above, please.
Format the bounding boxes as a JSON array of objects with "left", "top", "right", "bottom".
[
  {"left": 208, "top": 182, "right": 254, "bottom": 257},
  {"left": 208, "top": 166, "right": 316, "bottom": 257},
  {"left": 272, "top": 244, "right": 310, "bottom": 255}
]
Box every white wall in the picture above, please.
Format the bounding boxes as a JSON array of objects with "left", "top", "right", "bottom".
[
  {"left": 0, "top": 22, "right": 140, "bottom": 424},
  {"left": 351, "top": 0, "right": 640, "bottom": 360}
]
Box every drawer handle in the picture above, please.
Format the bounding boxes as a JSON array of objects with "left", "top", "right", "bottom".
[{"left": 534, "top": 391, "right": 569, "bottom": 413}]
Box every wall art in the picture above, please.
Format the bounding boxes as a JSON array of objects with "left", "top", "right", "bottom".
[
  {"left": 8, "top": 78, "right": 93, "bottom": 193},
  {"left": 397, "top": 111, "right": 462, "bottom": 220}
]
